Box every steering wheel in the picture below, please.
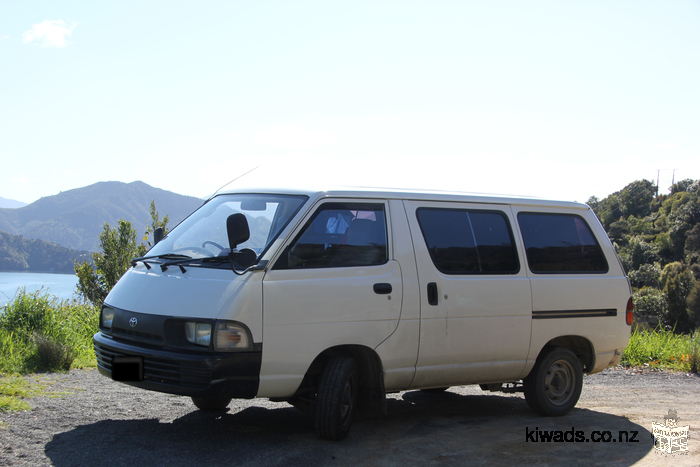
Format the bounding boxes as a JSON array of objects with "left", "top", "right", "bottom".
[{"left": 202, "top": 241, "right": 226, "bottom": 253}]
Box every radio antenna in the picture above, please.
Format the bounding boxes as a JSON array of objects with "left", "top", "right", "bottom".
[{"left": 207, "top": 166, "right": 260, "bottom": 200}]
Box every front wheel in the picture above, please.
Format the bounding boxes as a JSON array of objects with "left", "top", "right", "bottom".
[
  {"left": 191, "top": 396, "right": 232, "bottom": 411},
  {"left": 315, "top": 357, "right": 359, "bottom": 440},
  {"left": 523, "top": 347, "right": 582, "bottom": 416}
]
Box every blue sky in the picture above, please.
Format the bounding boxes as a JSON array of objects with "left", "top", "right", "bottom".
[{"left": 1, "top": 1, "right": 699, "bottom": 204}]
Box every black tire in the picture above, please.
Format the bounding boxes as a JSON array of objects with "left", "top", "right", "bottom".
[
  {"left": 420, "top": 387, "right": 449, "bottom": 393},
  {"left": 315, "top": 357, "right": 359, "bottom": 440},
  {"left": 524, "top": 347, "right": 583, "bottom": 416},
  {"left": 191, "top": 396, "right": 232, "bottom": 411}
]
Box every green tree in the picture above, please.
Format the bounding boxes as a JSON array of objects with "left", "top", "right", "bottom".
[
  {"left": 632, "top": 287, "right": 667, "bottom": 328},
  {"left": 75, "top": 202, "right": 170, "bottom": 307},
  {"left": 143, "top": 199, "right": 170, "bottom": 247},
  {"left": 660, "top": 262, "right": 697, "bottom": 333},
  {"left": 685, "top": 223, "right": 700, "bottom": 259},
  {"left": 671, "top": 178, "right": 695, "bottom": 194},
  {"left": 591, "top": 180, "right": 656, "bottom": 230},
  {"left": 629, "top": 262, "right": 662, "bottom": 289},
  {"left": 619, "top": 236, "right": 660, "bottom": 272},
  {"left": 688, "top": 283, "right": 700, "bottom": 328},
  {"left": 586, "top": 196, "right": 600, "bottom": 212},
  {"left": 618, "top": 180, "right": 655, "bottom": 219},
  {"left": 75, "top": 220, "right": 146, "bottom": 307},
  {"left": 655, "top": 232, "right": 675, "bottom": 264},
  {"left": 607, "top": 219, "right": 630, "bottom": 246}
]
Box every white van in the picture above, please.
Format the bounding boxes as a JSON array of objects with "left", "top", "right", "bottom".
[{"left": 94, "top": 186, "right": 633, "bottom": 440}]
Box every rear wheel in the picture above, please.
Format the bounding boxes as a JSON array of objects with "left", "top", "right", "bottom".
[
  {"left": 524, "top": 347, "right": 582, "bottom": 416},
  {"left": 315, "top": 357, "right": 359, "bottom": 440},
  {"left": 191, "top": 396, "right": 232, "bottom": 411}
]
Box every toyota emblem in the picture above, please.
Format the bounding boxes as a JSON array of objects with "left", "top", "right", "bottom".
[{"left": 129, "top": 317, "right": 138, "bottom": 328}]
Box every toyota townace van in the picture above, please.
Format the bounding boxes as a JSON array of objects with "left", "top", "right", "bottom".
[{"left": 94, "top": 186, "right": 633, "bottom": 440}]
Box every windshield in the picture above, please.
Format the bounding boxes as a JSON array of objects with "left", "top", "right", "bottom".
[{"left": 147, "top": 194, "right": 308, "bottom": 261}]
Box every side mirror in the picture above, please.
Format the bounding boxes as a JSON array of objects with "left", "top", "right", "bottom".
[
  {"left": 232, "top": 248, "right": 257, "bottom": 269},
  {"left": 227, "top": 213, "right": 250, "bottom": 250},
  {"left": 154, "top": 227, "right": 164, "bottom": 245},
  {"left": 226, "top": 214, "right": 255, "bottom": 273}
]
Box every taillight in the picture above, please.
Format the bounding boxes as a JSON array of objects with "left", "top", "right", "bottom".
[{"left": 626, "top": 297, "right": 634, "bottom": 325}]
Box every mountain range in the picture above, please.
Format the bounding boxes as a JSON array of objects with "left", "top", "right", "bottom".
[
  {"left": 0, "top": 195, "right": 27, "bottom": 209},
  {"left": 0, "top": 181, "right": 204, "bottom": 253}
]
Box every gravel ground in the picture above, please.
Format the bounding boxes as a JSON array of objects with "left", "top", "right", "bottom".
[{"left": 1, "top": 367, "right": 698, "bottom": 467}]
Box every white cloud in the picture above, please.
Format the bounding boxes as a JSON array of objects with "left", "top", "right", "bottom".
[
  {"left": 23, "top": 20, "right": 76, "bottom": 47},
  {"left": 13, "top": 174, "right": 29, "bottom": 184}
]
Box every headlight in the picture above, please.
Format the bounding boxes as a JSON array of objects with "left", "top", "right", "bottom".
[
  {"left": 185, "top": 322, "right": 211, "bottom": 347},
  {"left": 213, "top": 321, "right": 251, "bottom": 351},
  {"left": 101, "top": 306, "right": 115, "bottom": 329}
]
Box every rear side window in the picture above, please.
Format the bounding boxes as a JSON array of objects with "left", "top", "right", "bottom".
[
  {"left": 517, "top": 212, "right": 608, "bottom": 273},
  {"left": 274, "top": 202, "right": 387, "bottom": 269},
  {"left": 416, "top": 208, "right": 519, "bottom": 274}
]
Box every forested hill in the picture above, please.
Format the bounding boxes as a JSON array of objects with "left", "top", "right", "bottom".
[
  {"left": 0, "top": 181, "right": 203, "bottom": 252},
  {"left": 587, "top": 179, "right": 700, "bottom": 333},
  {"left": 0, "top": 231, "right": 92, "bottom": 273}
]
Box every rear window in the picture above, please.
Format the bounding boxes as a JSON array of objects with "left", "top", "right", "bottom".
[
  {"left": 416, "top": 208, "right": 519, "bottom": 274},
  {"left": 517, "top": 212, "right": 608, "bottom": 273}
]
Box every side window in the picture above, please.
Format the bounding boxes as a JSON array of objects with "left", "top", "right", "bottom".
[
  {"left": 517, "top": 212, "right": 608, "bottom": 273},
  {"left": 416, "top": 208, "right": 519, "bottom": 274},
  {"left": 273, "top": 202, "right": 388, "bottom": 269}
]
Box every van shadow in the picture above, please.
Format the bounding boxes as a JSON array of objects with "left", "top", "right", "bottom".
[{"left": 45, "top": 391, "right": 653, "bottom": 467}]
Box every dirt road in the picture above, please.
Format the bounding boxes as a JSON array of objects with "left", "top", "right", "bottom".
[{"left": 1, "top": 367, "right": 698, "bottom": 466}]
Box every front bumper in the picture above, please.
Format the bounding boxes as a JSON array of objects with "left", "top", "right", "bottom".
[{"left": 93, "top": 332, "right": 262, "bottom": 399}]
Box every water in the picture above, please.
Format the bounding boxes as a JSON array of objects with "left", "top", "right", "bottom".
[{"left": 0, "top": 271, "right": 80, "bottom": 308}]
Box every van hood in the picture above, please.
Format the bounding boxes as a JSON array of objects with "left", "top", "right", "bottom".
[{"left": 105, "top": 265, "right": 248, "bottom": 319}]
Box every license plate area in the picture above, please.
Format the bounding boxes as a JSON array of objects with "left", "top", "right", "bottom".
[{"left": 112, "top": 356, "right": 144, "bottom": 381}]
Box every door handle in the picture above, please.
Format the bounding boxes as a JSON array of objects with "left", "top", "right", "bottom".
[
  {"left": 427, "top": 282, "right": 438, "bottom": 306},
  {"left": 373, "top": 283, "right": 392, "bottom": 295}
]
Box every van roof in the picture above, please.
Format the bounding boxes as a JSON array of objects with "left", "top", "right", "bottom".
[{"left": 217, "top": 184, "right": 590, "bottom": 209}]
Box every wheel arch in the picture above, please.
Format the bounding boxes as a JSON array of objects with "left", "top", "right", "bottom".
[
  {"left": 535, "top": 335, "right": 595, "bottom": 374},
  {"left": 297, "top": 344, "right": 386, "bottom": 413}
]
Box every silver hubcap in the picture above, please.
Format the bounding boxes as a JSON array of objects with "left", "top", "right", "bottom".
[{"left": 544, "top": 360, "right": 574, "bottom": 406}]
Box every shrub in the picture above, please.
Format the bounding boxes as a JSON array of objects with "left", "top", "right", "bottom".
[
  {"left": 34, "top": 333, "right": 75, "bottom": 371},
  {"left": 0, "top": 289, "right": 98, "bottom": 373},
  {"left": 690, "top": 334, "right": 700, "bottom": 374}
]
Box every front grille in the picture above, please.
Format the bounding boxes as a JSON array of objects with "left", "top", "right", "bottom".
[
  {"left": 111, "top": 326, "right": 163, "bottom": 343},
  {"left": 94, "top": 342, "right": 210, "bottom": 389}
]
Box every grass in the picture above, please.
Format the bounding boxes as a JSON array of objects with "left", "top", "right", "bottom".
[
  {"left": 0, "top": 288, "right": 98, "bottom": 374},
  {"left": 0, "top": 375, "right": 34, "bottom": 412},
  {"left": 0, "top": 288, "right": 98, "bottom": 413},
  {"left": 621, "top": 326, "right": 700, "bottom": 372},
  {"left": 0, "top": 373, "right": 83, "bottom": 413}
]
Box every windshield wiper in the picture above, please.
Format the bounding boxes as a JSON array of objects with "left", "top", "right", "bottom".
[
  {"left": 160, "top": 254, "right": 262, "bottom": 274},
  {"left": 135, "top": 252, "right": 259, "bottom": 275},
  {"left": 157, "top": 255, "right": 230, "bottom": 273},
  {"left": 131, "top": 254, "right": 192, "bottom": 269}
]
